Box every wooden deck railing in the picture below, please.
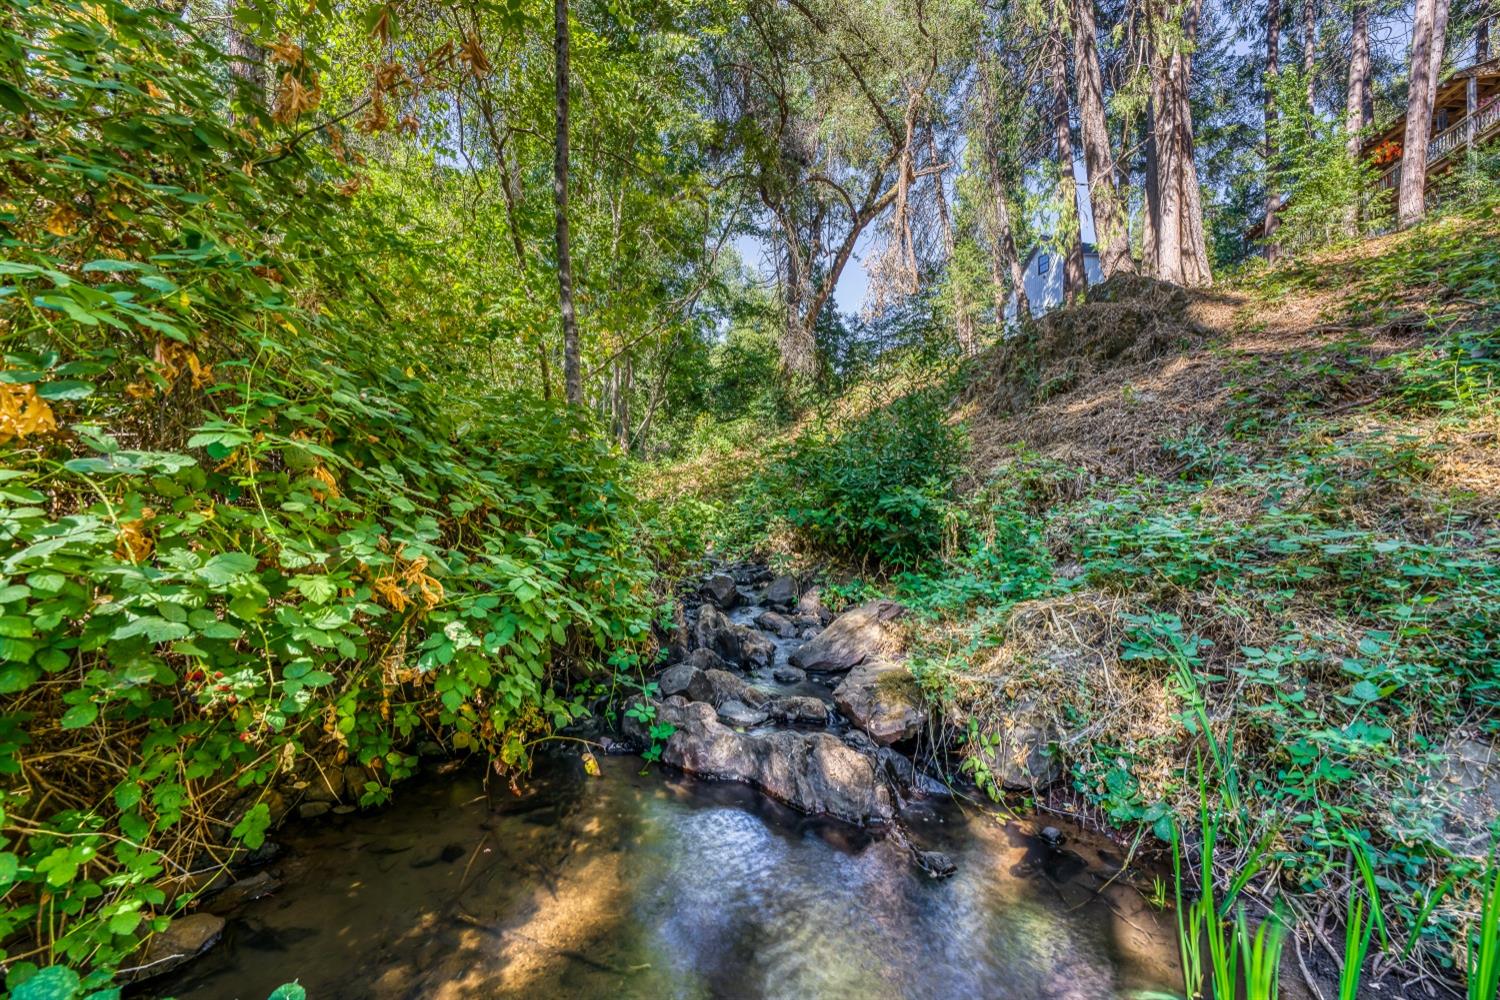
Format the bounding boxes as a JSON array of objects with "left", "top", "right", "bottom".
[{"left": 1375, "top": 99, "right": 1500, "bottom": 192}]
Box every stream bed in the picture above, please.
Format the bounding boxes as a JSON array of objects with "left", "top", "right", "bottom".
[{"left": 153, "top": 753, "right": 1179, "bottom": 999}]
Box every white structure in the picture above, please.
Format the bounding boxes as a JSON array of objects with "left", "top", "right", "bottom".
[{"left": 1004, "top": 243, "right": 1104, "bottom": 323}]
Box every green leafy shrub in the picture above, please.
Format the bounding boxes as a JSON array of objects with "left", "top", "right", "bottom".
[
  {"left": 770, "top": 390, "right": 966, "bottom": 569},
  {"left": 0, "top": 0, "right": 654, "bottom": 985}
]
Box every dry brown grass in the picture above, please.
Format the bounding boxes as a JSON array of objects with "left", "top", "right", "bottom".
[
  {"left": 961, "top": 259, "right": 1432, "bottom": 483},
  {"left": 931, "top": 591, "right": 1182, "bottom": 803}
]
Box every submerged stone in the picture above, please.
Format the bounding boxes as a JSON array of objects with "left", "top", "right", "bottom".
[
  {"left": 772, "top": 664, "right": 807, "bottom": 684},
  {"left": 718, "top": 699, "right": 770, "bottom": 727}
]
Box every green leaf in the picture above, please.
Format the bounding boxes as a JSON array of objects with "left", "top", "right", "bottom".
[
  {"left": 0, "top": 81, "right": 28, "bottom": 116},
  {"left": 106, "top": 911, "right": 142, "bottom": 936},
  {"left": 35, "top": 380, "right": 94, "bottom": 400},
  {"left": 28, "top": 572, "right": 66, "bottom": 594},
  {"left": 12, "top": 966, "right": 81, "bottom": 1000},
  {"left": 231, "top": 802, "right": 271, "bottom": 849},
  {"left": 61, "top": 702, "right": 99, "bottom": 729},
  {"left": 111, "top": 617, "right": 191, "bottom": 643},
  {"left": 0, "top": 663, "right": 39, "bottom": 693},
  {"left": 291, "top": 574, "right": 337, "bottom": 604},
  {"left": 114, "top": 782, "right": 142, "bottom": 812},
  {"left": 195, "top": 553, "right": 259, "bottom": 586},
  {"left": 0, "top": 616, "right": 34, "bottom": 638},
  {"left": 267, "top": 984, "right": 307, "bottom": 1000},
  {"left": 0, "top": 636, "right": 37, "bottom": 663}
]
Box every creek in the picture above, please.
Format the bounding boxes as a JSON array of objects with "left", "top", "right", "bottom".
[{"left": 152, "top": 570, "right": 1181, "bottom": 999}]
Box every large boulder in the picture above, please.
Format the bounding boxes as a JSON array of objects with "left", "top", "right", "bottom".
[
  {"left": 623, "top": 698, "right": 893, "bottom": 824},
  {"left": 833, "top": 658, "right": 925, "bottom": 745},
  {"left": 790, "top": 600, "right": 906, "bottom": 672},
  {"left": 703, "top": 572, "right": 739, "bottom": 609},
  {"left": 695, "top": 606, "right": 774, "bottom": 669},
  {"left": 968, "top": 697, "right": 1060, "bottom": 790},
  {"left": 763, "top": 575, "right": 800, "bottom": 609},
  {"left": 663, "top": 601, "right": 691, "bottom": 664}
]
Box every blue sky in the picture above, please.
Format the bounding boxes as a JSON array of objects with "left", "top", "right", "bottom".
[{"left": 731, "top": 155, "right": 1095, "bottom": 319}]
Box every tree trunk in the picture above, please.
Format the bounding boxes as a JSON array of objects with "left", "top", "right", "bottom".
[
  {"left": 225, "top": 1, "right": 264, "bottom": 118},
  {"left": 1398, "top": 0, "right": 1444, "bottom": 226},
  {"left": 1479, "top": 16, "right": 1491, "bottom": 62},
  {"left": 1427, "top": 0, "right": 1451, "bottom": 102},
  {"left": 1144, "top": 0, "right": 1212, "bottom": 285},
  {"left": 1048, "top": 28, "right": 1086, "bottom": 304},
  {"left": 1345, "top": 1, "right": 1371, "bottom": 157},
  {"left": 1178, "top": 0, "right": 1212, "bottom": 285},
  {"left": 1142, "top": 101, "right": 1160, "bottom": 275},
  {"left": 554, "top": 0, "right": 582, "bottom": 404},
  {"left": 1302, "top": 0, "right": 1318, "bottom": 110},
  {"left": 775, "top": 208, "right": 818, "bottom": 378},
  {"left": 1264, "top": 0, "right": 1281, "bottom": 257},
  {"left": 1343, "top": 0, "right": 1372, "bottom": 234},
  {"left": 993, "top": 192, "right": 1028, "bottom": 320},
  {"left": 1070, "top": 0, "right": 1132, "bottom": 276}
]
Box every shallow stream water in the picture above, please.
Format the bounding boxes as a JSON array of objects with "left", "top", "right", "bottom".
[{"left": 153, "top": 753, "right": 1179, "bottom": 999}]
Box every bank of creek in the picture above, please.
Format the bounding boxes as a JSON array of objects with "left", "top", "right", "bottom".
[{"left": 150, "top": 566, "right": 1181, "bottom": 999}]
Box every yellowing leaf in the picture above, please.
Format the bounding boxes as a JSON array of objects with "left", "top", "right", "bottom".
[
  {"left": 44, "top": 204, "right": 82, "bottom": 237},
  {"left": 0, "top": 383, "right": 58, "bottom": 444}
]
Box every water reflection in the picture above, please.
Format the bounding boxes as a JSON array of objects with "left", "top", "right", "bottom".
[{"left": 150, "top": 755, "right": 1176, "bottom": 999}]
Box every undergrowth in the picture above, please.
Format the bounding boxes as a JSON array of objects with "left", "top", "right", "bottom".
[{"left": 0, "top": 3, "right": 655, "bottom": 990}]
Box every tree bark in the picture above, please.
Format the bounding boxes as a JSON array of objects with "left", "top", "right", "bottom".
[
  {"left": 225, "top": 1, "right": 264, "bottom": 118},
  {"left": 1070, "top": 0, "right": 1132, "bottom": 276},
  {"left": 1345, "top": 1, "right": 1371, "bottom": 157},
  {"left": 1302, "top": 0, "right": 1318, "bottom": 110},
  {"left": 1398, "top": 0, "right": 1446, "bottom": 226},
  {"left": 1048, "top": 27, "right": 1086, "bottom": 304},
  {"left": 1143, "top": 0, "right": 1212, "bottom": 285},
  {"left": 1142, "top": 100, "right": 1160, "bottom": 275},
  {"left": 554, "top": 0, "right": 582, "bottom": 404},
  {"left": 1479, "top": 16, "right": 1490, "bottom": 62},
  {"left": 1264, "top": 0, "right": 1282, "bottom": 257},
  {"left": 1427, "top": 0, "right": 1451, "bottom": 102}
]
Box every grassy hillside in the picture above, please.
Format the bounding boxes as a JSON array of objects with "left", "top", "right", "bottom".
[{"left": 662, "top": 201, "right": 1500, "bottom": 992}]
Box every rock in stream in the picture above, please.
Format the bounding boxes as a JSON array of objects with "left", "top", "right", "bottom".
[{"left": 623, "top": 698, "right": 894, "bottom": 825}]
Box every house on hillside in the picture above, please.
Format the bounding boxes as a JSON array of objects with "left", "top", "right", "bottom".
[
  {"left": 1005, "top": 243, "right": 1104, "bottom": 323},
  {"left": 1251, "top": 57, "right": 1500, "bottom": 246},
  {"left": 1365, "top": 56, "right": 1500, "bottom": 193}
]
